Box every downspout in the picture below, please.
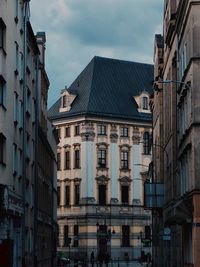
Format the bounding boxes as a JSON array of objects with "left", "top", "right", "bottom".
[
  {"left": 34, "top": 53, "right": 39, "bottom": 267},
  {"left": 22, "top": 1, "right": 30, "bottom": 265}
]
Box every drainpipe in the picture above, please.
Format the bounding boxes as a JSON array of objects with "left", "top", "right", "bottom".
[
  {"left": 33, "top": 52, "right": 39, "bottom": 267},
  {"left": 22, "top": 1, "right": 30, "bottom": 265}
]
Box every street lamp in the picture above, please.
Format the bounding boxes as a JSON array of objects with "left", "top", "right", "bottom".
[{"left": 154, "top": 79, "right": 191, "bottom": 91}]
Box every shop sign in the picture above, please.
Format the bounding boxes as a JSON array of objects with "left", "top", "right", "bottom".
[{"left": 0, "top": 184, "right": 24, "bottom": 215}]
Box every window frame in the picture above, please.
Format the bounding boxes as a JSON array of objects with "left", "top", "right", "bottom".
[
  {"left": 98, "top": 184, "right": 107, "bottom": 205},
  {"left": 121, "top": 185, "right": 129, "bottom": 205},
  {"left": 65, "top": 185, "right": 70, "bottom": 206},
  {"left": 74, "top": 183, "right": 80, "bottom": 205},
  {"left": 74, "top": 125, "right": 80, "bottom": 136},
  {"left": 97, "top": 149, "right": 107, "bottom": 168},
  {"left": 65, "top": 127, "right": 70, "bottom": 137},
  {"left": 0, "top": 133, "right": 6, "bottom": 165},
  {"left": 120, "top": 127, "right": 129, "bottom": 137},
  {"left": 73, "top": 225, "right": 79, "bottom": 247},
  {"left": 74, "top": 149, "right": 80, "bottom": 169},
  {"left": 57, "top": 186, "right": 60, "bottom": 206},
  {"left": 142, "top": 96, "right": 148, "bottom": 110},
  {"left": 0, "top": 18, "right": 6, "bottom": 52},
  {"left": 98, "top": 124, "right": 107, "bottom": 135},
  {"left": 64, "top": 225, "right": 69, "bottom": 247},
  {"left": 57, "top": 152, "right": 61, "bottom": 170},
  {"left": 120, "top": 151, "right": 129, "bottom": 170},
  {"left": 0, "top": 75, "right": 6, "bottom": 109},
  {"left": 122, "top": 225, "right": 130, "bottom": 247},
  {"left": 65, "top": 151, "right": 70, "bottom": 170},
  {"left": 143, "top": 132, "right": 151, "bottom": 155}
]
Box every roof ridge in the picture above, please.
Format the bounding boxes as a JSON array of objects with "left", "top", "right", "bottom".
[
  {"left": 85, "top": 56, "right": 96, "bottom": 112},
  {"left": 93, "top": 55, "right": 153, "bottom": 67}
]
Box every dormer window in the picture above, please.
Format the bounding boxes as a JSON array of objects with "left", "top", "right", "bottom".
[
  {"left": 133, "top": 91, "right": 151, "bottom": 114},
  {"left": 59, "top": 87, "right": 77, "bottom": 113}
]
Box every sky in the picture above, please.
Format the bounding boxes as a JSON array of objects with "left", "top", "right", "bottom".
[{"left": 30, "top": 0, "right": 163, "bottom": 107}]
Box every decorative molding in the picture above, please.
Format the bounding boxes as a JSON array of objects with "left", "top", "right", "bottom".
[
  {"left": 96, "top": 175, "right": 110, "bottom": 185},
  {"left": 81, "top": 121, "right": 95, "bottom": 142},
  {"left": 119, "top": 176, "right": 132, "bottom": 185},
  {"left": 119, "top": 144, "right": 131, "bottom": 150},
  {"left": 73, "top": 177, "right": 81, "bottom": 184},
  {"left": 81, "top": 197, "right": 95, "bottom": 204},
  {"left": 132, "top": 127, "right": 140, "bottom": 144}
]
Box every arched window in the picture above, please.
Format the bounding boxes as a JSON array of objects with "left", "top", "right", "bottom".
[{"left": 143, "top": 132, "right": 151, "bottom": 154}]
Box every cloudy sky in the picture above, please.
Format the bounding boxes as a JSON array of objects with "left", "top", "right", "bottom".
[{"left": 30, "top": 0, "right": 163, "bottom": 107}]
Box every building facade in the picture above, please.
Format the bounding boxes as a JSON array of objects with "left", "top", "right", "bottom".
[
  {"left": 152, "top": 1, "right": 200, "bottom": 266},
  {"left": 49, "top": 56, "right": 153, "bottom": 264},
  {"left": 0, "top": 1, "right": 57, "bottom": 267}
]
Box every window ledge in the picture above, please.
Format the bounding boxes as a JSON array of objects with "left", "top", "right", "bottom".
[
  {"left": 0, "top": 103, "right": 7, "bottom": 111},
  {"left": 0, "top": 47, "right": 7, "bottom": 56},
  {"left": 97, "top": 166, "right": 108, "bottom": 170},
  {"left": 0, "top": 161, "right": 6, "bottom": 167},
  {"left": 14, "top": 16, "right": 19, "bottom": 24},
  {"left": 120, "top": 168, "right": 130, "bottom": 171}
]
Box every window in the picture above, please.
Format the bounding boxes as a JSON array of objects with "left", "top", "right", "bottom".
[
  {"left": 57, "top": 152, "right": 61, "bottom": 170},
  {"left": 64, "top": 225, "right": 69, "bottom": 246},
  {"left": 15, "top": 42, "right": 19, "bottom": 73},
  {"left": 74, "top": 125, "right": 80, "bottom": 136},
  {"left": 98, "top": 125, "right": 106, "bottom": 135},
  {"left": 121, "top": 127, "right": 129, "bottom": 137},
  {"left": 13, "top": 143, "right": 18, "bottom": 175},
  {"left": 98, "top": 149, "right": 106, "bottom": 168},
  {"left": 18, "top": 148, "right": 22, "bottom": 177},
  {"left": 143, "top": 96, "right": 148, "bottom": 110},
  {"left": 57, "top": 186, "right": 60, "bottom": 206},
  {"left": 98, "top": 184, "right": 106, "bottom": 205},
  {"left": 65, "top": 151, "right": 70, "bottom": 169},
  {"left": 121, "top": 185, "right": 129, "bottom": 205},
  {"left": 73, "top": 225, "right": 79, "bottom": 247},
  {"left": 26, "top": 87, "right": 31, "bottom": 115},
  {"left": 15, "top": 0, "right": 19, "bottom": 21},
  {"left": 74, "top": 150, "right": 80, "bottom": 168},
  {"left": 19, "top": 52, "right": 23, "bottom": 81},
  {"left": 14, "top": 92, "right": 19, "bottom": 124},
  {"left": 0, "top": 133, "right": 6, "bottom": 165},
  {"left": 0, "top": 75, "right": 6, "bottom": 108},
  {"left": 63, "top": 95, "right": 67, "bottom": 108},
  {"left": 0, "top": 18, "right": 6, "bottom": 51},
  {"left": 57, "top": 128, "right": 61, "bottom": 139},
  {"left": 74, "top": 184, "right": 80, "bottom": 205},
  {"left": 122, "top": 226, "right": 130, "bottom": 247},
  {"left": 65, "top": 127, "right": 70, "bottom": 137},
  {"left": 121, "top": 151, "right": 129, "bottom": 169},
  {"left": 65, "top": 185, "right": 70, "bottom": 206},
  {"left": 143, "top": 132, "right": 151, "bottom": 155},
  {"left": 19, "top": 101, "right": 23, "bottom": 129},
  {"left": 26, "top": 134, "right": 30, "bottom": 160}
]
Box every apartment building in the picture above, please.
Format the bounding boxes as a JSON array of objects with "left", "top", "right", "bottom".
[
  {"left": 152, "top": 1, "right": 200, "bottom": 266},
  {"left": 0, "top": 1, "right": 57, "bottom": 267},
  {"left": 49, "top": 56, "right": 153, "bottom": 264}
]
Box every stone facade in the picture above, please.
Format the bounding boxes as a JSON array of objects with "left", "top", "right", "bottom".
[
  {"left": 152, "top": 1, "right": 200, "bottom": 266},
  {"left": 0, "top": 1, "right": 57, "bottom": 267}
]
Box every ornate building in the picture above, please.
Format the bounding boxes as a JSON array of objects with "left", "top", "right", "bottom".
[{"left": 49, "top": 56, "right": 153, "bottom": 264}]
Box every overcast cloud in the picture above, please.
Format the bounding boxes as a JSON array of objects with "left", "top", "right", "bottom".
[{"left": 30, "top": 0, "right": 163, "bottom": 107}]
